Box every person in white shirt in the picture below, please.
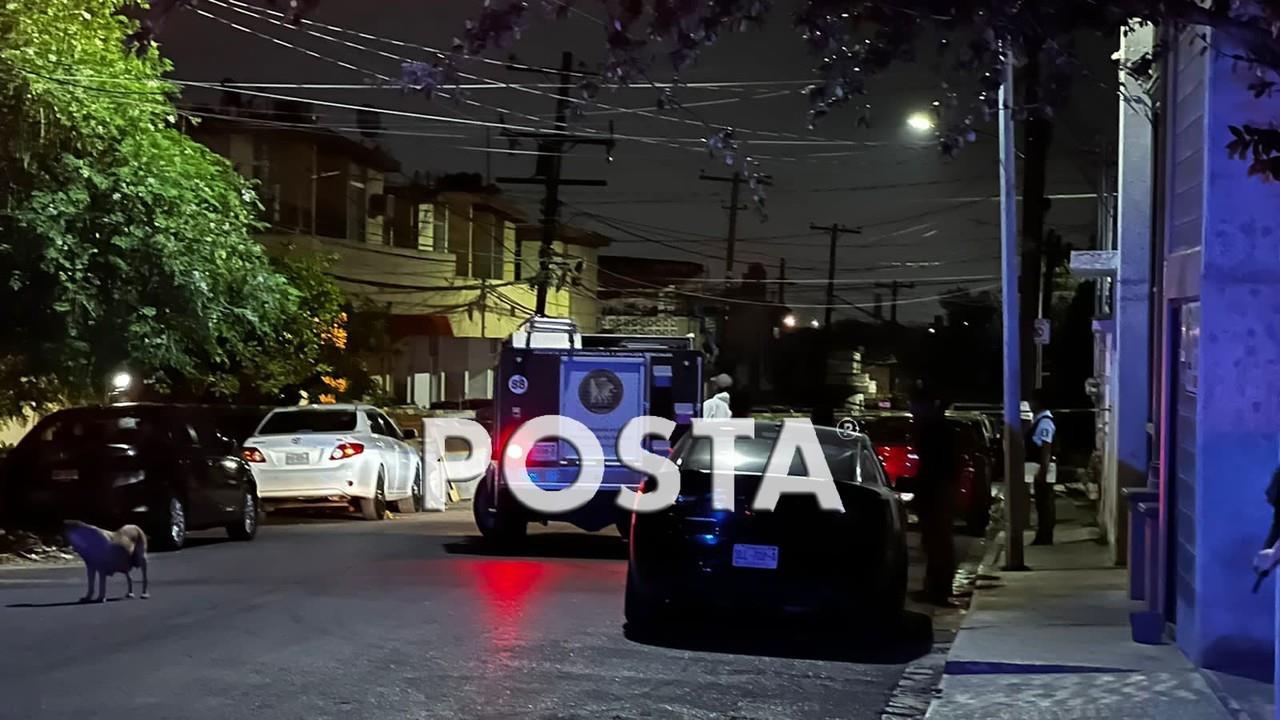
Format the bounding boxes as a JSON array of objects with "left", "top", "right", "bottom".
[
  {"left": 1026, "top": 392, "right": 1057, "bottom": 545},
  {"left": 702, "top": 374, "right": 733, "bottom": 419}
]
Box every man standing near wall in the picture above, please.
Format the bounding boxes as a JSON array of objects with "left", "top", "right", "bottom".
[{"left": 1027, "top": 392, "right": 1057, "bottom": 546}]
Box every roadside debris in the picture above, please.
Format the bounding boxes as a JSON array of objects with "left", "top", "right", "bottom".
[{"left": 0, "top": 528, "right": 76, "bottom": 565}]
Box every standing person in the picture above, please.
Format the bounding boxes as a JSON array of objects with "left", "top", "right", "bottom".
[
  {"left": 702, "top": 374, "right": 733, "bottom": 419},
  {"left": 1253, "top": 468, "right": 1280, "bottom": 581},
  {"left": 1026, "top": 392, "right": 1057, "bottom": 546},
  {"left": 914, "top": 383, "right": 958, "bottom": 605}
]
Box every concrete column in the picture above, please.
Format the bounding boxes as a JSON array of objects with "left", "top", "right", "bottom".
[
  {"left": 1187, "top": 30, "right": 1280, "bottom": 680},
  {"left": 1110, "top": 25, "right": 1157, "bottom": 563}
]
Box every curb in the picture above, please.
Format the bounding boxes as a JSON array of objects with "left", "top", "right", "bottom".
[
  {"left": 1201, "top": 669, "right": 1265, "bottom": 720},
  {"left": 880, "top": 531, "right": 990, "bottom": 719},
  {"left": 979, "top": 530, "right": 1005, "bottom": 574}
]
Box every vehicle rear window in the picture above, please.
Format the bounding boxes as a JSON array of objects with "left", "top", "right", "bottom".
[
  {"left": 27, "top": 412, "right": 165, "bottom": 447},
  {"left": 257, "top": 409, "right": 357, "bottom": 435},
  {"left": 676, "top": 427, "right": 856, "bottom": 480},
  {"left": 862, "top": 417, "right": 914, "bottom": 444}
]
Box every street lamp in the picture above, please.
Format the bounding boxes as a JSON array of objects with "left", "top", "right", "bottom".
[
  {"left": 782, "top": 313, "right": 797, "bottom": 329},
  {"left": 106, "top": 370, "right": 133, "bottom": 405},
  {"left": 906, "top": 111, "right": 935, "bottom": 133},
  {"left": 110, "top": 372, "right": 132, "bottom": 393},
  {"left": 809, "top": 319, "right": 821, "bottom": 329}
]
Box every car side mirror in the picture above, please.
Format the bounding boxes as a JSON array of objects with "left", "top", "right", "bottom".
[{"left": 401, "top": 428, "right": 418, "bottom": 440}]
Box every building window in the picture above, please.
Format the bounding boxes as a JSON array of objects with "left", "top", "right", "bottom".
[
  {"left": 347, "top": 163, "right": 368, "bottom": 242},
  {"left": 503, "top": 222, "right": 516, "bottom": 280},
  {"left": 413, "top": 202, "right": 448, "bottom": 252},
  {"left": 433, "top": 203, "right": 448, "bottom": 252},
  {"left": 471, "top": 213, "right": 504, "bottom": 281}
]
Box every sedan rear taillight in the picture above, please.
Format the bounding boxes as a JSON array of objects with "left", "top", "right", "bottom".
[
  {"left": 242, "top": 447, "right": 266, "bottom": 463},
  {"left": 330, "top": 442, "right": 364, "bottom": 460}
]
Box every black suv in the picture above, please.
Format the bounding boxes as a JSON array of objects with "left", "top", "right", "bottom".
[{"left": 1, "top": 404, "right": 266, "bottom": 550}]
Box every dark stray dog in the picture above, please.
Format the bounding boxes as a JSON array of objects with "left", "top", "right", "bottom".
[{"left": 63, "top": 520, "right": 149, "bottom": 603}]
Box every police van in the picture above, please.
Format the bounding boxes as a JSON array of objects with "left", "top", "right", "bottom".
[{"left": 473, "top": 317, "right": 704, "bottom": 543}]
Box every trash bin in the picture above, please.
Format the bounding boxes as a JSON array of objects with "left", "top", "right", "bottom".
[{"left": 1123, "top": 488, "right": 1160, "bottom": 601}]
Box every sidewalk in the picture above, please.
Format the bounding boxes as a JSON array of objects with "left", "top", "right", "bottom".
[{"left": 925, "top": 496, "right": 1271, "bottom": 720}]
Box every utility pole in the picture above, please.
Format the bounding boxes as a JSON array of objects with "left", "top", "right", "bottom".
[
  {"left": 874, "top": 280, "right": 917, "bottom": 324},
  {"left": 700, "top": 171, "right": 772, "bottom": 278},
  {"left": 778, "top": 257, "right": 787, "bottom": 305},
  {"left": 809, "top": 222, "right": 862, "bottom": 426},
  {"left": 999, "top": 46, "right": 1028, "bottom": 572},
  {"left": 811, "top": 223, "right": 862, "bottom": 329},
  {"left": 1019, "top": 43, "right": 1054, "bottom": 398},
  {"left": 496, "top": 51, "right": 611, "bottom": 315}
]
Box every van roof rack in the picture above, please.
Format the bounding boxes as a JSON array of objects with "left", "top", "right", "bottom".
[{"left": 581, "top": 334, "right": 695, "bottom": 350}]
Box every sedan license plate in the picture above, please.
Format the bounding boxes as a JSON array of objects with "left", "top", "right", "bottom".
[
  {"left": 51, "top": 469, "right": 78, "bottom": 482},
  {"left": 285, "top": 452, "right": 310, "bottom": 466},
  {"left": 732, "top": 544, "right": 779, "bottom": 570}
]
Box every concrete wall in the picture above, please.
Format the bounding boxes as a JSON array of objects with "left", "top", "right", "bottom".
[
  {"left": 1108, "top": 24, "right": 1158, "bottom": 564},
  {"left": 1167, "top": 27, "right": 1280, "bottom": 681}
]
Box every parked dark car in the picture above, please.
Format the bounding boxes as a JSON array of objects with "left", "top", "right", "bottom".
[
  {"left": 625, "top": 420, "right": 908, "bottom": 632},
  {"left": 861, "top": 414, "right": 994, "bottom": 536},
  {"left": 0, "top": 404, "right": 264, "bottom": 550}
]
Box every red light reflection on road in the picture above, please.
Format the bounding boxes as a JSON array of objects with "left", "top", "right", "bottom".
[{"left": 471, "top": 559, "right": 559, "bottom": 671}]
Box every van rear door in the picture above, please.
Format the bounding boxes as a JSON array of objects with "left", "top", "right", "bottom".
[{"left": 559, "top": 355, "right": 646, "bottom": 490}]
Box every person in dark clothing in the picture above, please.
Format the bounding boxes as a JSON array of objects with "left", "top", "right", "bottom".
[
  {"left": 1265, "top": 467, "right": 1280, "bottom": 548},
  {"left": 1026, "top": 391, "right": 1057, "bottom": 546},
  {"left": 913, "top": 385, "right": 958, "bottom": 605},
  {"left": 1253, "top": 468, "right": 1280, "bottom": 579}
]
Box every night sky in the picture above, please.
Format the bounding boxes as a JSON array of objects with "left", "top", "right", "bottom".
[{"left": 160, "top": 0, "right": 1117, "bottom": 323}]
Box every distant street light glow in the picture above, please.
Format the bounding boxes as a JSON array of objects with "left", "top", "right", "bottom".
[
  {"left": 782, "top": 313, "right": 797, "bottom": 329},
  {"left": 111, "top": 372, "right": 133, "bottom": 391},
  {"left": 906, "top": 112, "right": 935, "bottom": 133},
  {"left": 809, "top": 319, "right": 821, "bottom": 329}
]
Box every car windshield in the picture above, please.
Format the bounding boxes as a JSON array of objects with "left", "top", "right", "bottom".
[
  {"left": 862, "top": 417, "right": 914, "bottom": 445},
  {"left": 676, "top": 424, "right": 857, "bottom": 480},
  {"left": 26, "top": 411, "right": 165, "bottom": 447},
  {"left": 257, "top": 409, "right": 357, "bottom": 435}
]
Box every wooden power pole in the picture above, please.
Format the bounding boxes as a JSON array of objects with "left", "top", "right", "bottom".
[
  {"left": 496, "top": 51, "right": 611, "bottom": 315},
  {"left": 700, "top": 171, "right": 772, "bottom": 279}
]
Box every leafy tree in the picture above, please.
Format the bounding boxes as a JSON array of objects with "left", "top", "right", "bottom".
[
  {"left": 444, "top": 1, "right": 1280, "bottom": 173},
  {"left": 0, "top": 0, "right": 348, "bottom": 417}
]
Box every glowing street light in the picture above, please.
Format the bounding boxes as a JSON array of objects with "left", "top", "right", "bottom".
[
  {"left": 110, "top": 371, "right": 133, "bottom": 392},
  {"left": 906, "top": 111, "right": 935, "bottom": 133},
  {"left": 782, "top": 313, "right": 797, "bottom": 329},
  {"left": 809, "top": 319, "right": 821, "bottom": 329}
]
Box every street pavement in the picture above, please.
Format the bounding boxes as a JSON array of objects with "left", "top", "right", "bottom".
[{"left": 0, "top": 507, "right": 978, "bottom": 720}]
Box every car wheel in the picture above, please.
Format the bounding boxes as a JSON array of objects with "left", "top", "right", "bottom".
[
  {"left": 155, "top": 495, "right": 187, "bottom": 551},
  {"left": 963, "top": 495, "right": 991, "bottom": 537},
  {"left": 473, "top": 474, "right": 526, "bottom": 544},
  {"left": 226, "top": 488, "right": 259, "bottom": 541},
  {"left": 395, "top": 469, "right": 423, "bottom": 514},
  {"left": 359, "top": 473, "right": 387, "bottom": 521},
  {"left": 876, "top": 544, "right": 909, "bottom": 625},
  {"left": 623, "top": 567, "right": 669, "bottom": 634}
]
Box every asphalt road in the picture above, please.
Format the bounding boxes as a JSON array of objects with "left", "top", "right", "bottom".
[{"left": 0, "top": 507, "right": 978, "bottom": 720}]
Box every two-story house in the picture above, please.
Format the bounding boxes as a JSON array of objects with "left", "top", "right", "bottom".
[{"left": 188, "top": 110, "right": 605, "bottom": 407}]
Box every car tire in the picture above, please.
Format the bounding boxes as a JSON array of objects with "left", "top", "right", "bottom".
[
  {"left": 154, "top": 494, "right": 187, "bottom": 551},
  {"left": 877, "top": 543, "right": 909, "bottom": 625},
  {"left": 395, "top": 469, "right": 423, "bottom": 514},
  {"left": 359, "top": 473, "right": 387, "bottom": 521},
  {"left": 963, "top": 493, "right": 991, "bottom": 537},
  {"left": 474, "top": 474, "right": 526, "bottom": 544},
  {"left": 226, "top": 488, "right": 259, "bottom": 541},
  {"left": 623, "top": 567, "right": 670, "bottom": 634}
]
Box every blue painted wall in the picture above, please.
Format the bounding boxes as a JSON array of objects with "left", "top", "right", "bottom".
[{"left": 1184, "top": 28, "right": 1280, "bottom": 682}]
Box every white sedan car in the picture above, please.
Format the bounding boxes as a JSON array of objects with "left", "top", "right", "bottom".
[{"left": 243, "top": 404, "right": 423, "bottom": 520}]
